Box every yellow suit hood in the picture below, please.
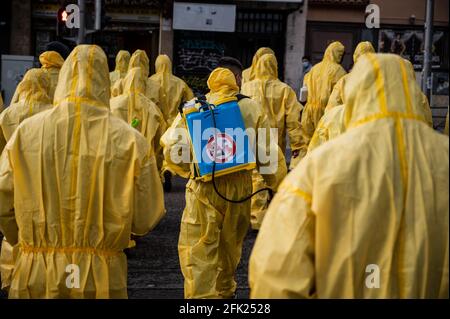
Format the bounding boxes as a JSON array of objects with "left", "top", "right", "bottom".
[
  {"left": 344, "top": 53, "right": 431, "bottom": 128},
  {"left": 54, "top": 45, "right": 110, "bottom": 106},
  {"left": 353, "top": 41, "right": 375, "bottom": 64},
  {"left": 0, "top": 68, "right": 52, "bottom": 151},
  {"left": 323, "top": 41, "right": 345, "bottom": 64},
  {"left": 254, "top": 53, "right": 278, "bottom": 80},
  {"left": 155, "top": 54, "right": 172, "bottom": 74},
  {"left": 114, "top": 50, "right": 131, "bottom": 74},
  {"left": 11, "top": 68, "right": 51, "bottom": 105},
  {"left": 207, "top": 67, "right": 239, "bottom": 104},
  {"left": 39, "top": 51, "right": 64, "bottom": 69},
  {"left": 128, "top": 50, "right": 150, "bottom": 78}
]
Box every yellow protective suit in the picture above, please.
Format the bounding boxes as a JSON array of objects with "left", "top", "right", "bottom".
[
  {"left": 241, "top": 53, "right": 302, "bottom": 229},
  {"left": 162, "top": 67, "right": 287, "bottom": 298},
  {"left": 109, "top": 50, "right": 130, "bottom": 89},
  {"left": 39, "top": 51, "right": 64, "bottom": 100},
  {"left": 0, "top": 68, "right": 53, "bottom": 153},
  {"left": 307, "top": 42, "right": 374, "bottom": 153},
  {"left": 0, "top": 68, "right": 52, "bottom": 291},
  {"left": 249, "top": 53, "right": 449, "bottom": 298},
  {"left": 326, "top": 41, "right": 375, "bottom": 110},
  {"left": 242, "top": 47, "right": 275, "bottom": 85},
  {"left": 111, "top": 50, "right": 150, "bottom": 98},
  {"left": 312, "top": 53, "right": 434, "bottom": 153},
  {"left": 148, "top": 55, "right": 194, "bottom": 126},
  {"left": 296, "top": 41, "right": 347, "bottom": 163},
  {"left": 0, "top": 45, "right": 165, "bottom": 299},
  {"left": 110, "top": 67, "right": 167, "bottom": 171}
]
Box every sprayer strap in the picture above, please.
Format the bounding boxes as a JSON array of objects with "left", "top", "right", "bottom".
[{"left": 236, "top": 93, "right": 250, "bottom": 101}]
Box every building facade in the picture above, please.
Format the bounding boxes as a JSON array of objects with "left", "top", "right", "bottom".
[{"left": 0, "top": 0, "right": 448, "bottom": 128}]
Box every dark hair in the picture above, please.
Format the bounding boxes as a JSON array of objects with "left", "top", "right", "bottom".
[
  {"left": 302, "top": 55, "right": 310, "bottom": 61},
  {"left": 45, "top": 41, "right": 71, "bottom": 60},
  {"left": 218, "top": 56, "right": 243, "bottom": 71}
]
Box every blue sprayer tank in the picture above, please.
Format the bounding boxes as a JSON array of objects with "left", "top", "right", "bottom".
[{"left": 183, "top": 97, "right": 256, "bottom": 181}]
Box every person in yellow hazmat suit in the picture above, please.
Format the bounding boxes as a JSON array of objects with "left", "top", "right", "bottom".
[
  {"left": 0, "top": 45, "right": 165, "bottom": 299},
  {"left": 326, "top": 42, "right": 433, "bottom": 128},
  {"left": 110, "top": 67, "right": 167, "bottom": 172},
  {"left": 111, "top": 49, "right": 150, "bottom": 98},
  {"left": 38, "top": 51, "right": 64, "bottom": 100},
  {"left": 241, "top": 53, "right": 303, "bottom": 229},
  {"left": 0, "top": 94, "right": 4, "bottom": 113},
  {"left": 294, "top": 41, "right": 347, "bottom": 166},
  {"left": 307, "top": 42, "right": 375, "bottom": 153},
  {"left": 109, "top": 50, "right": 131, "bottom": 89},
  {"left": 326, "top": 41, "right": 375, "bottom": 110},
  {"left": 161, "top": 67, "right": 287, "bottom": 298},
  {"left": 148, "top": 55, "right": 194, "bottom": 191},
  {"left": 0, "top": 68, "right": 53, "bottom": 292},
  {"left": 0, "top": 68, "right": 53, "bottom": 153},
  {"left": 308, "top": 43, "right": 435, "bottom": 153},
  {"left": 242, "top": 47, "right": 275, "bottom": 85},
  {"left": 148, "top": 54, "right": 194, "bottom": 126},
  {"left": 249, "top": 53, "right": 449, "bottom": 298}
]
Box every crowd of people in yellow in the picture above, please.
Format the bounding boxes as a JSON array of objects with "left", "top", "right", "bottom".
[{"left": 0, "top": 39, "right": 448, "bottom": 299}]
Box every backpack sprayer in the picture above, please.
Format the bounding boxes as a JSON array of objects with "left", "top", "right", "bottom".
[{"left": 179, "top": 96, "right": 273, "bottom": 203}]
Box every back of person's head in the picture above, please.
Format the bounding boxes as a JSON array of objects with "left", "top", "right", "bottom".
[
  {"left": 218, "top": 57, "right": 243, "bottom": 87},
  {"left": 218, "top": 57, "right": 243, "bottom": 73},
  {"left": 45, "top": 41, "right": 71, "bottom": 60}
]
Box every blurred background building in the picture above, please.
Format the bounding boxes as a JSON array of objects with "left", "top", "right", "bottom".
[{"left": 0, "top": 0, "right": 448, "bottom": 128}]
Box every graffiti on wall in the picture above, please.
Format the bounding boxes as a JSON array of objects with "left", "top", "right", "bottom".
[{"left": 176, "top": 39, "right": 224, "bottom": 74}]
